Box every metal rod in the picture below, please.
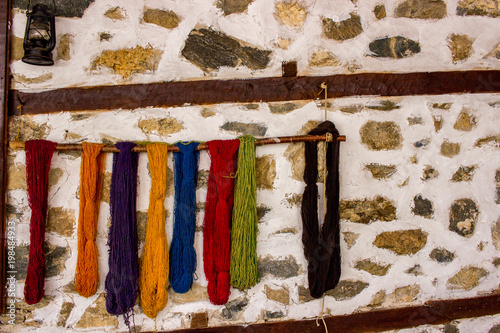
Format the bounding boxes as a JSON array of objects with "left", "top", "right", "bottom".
[{"left": 9, "top": 134, "right": 346, "bottom": 153}]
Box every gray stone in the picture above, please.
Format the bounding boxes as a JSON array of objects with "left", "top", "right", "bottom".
[
  {"left": 339, "top": 196, "right": 396, "bottom": 224},
  {"left": 258, "top": 255, "right": 300, "bottom": 279},
  {"left": 355, "top": 259, "right": 391, "bottom": 276},
  {"left": 14, "top": 0, "right": 96, "bottom": 18},
  {"left": 447, "top": 266, "right": 488, "bottom": 290},
  {"left": 451, "top": 165, "right": 477, "bottom": 182},
  {"left": 365, "top": 163, "right": 396, "bottom": 179},
  {"left": 449, "top": 198, "right": 479, "bottom": 237},
  {"left": 429, "top": 247, "right": 456, "bottom": 263},
  {"left": 217, "top": 0, "right": 253, "bottom": 15},
  {"left": 422, "top": 165, "right": 439, "bottom": 181},
  {"left": 263, "top": 310, "right": 285, "bottom": 320},
  {"left": 268, "top": 102, "right": 300, "bottom": 114},
  {"left": 9, "top": 117, "right": 50, "bottom": 142},
  {"left": 374, "top": 4, "right": 387, "bottom": 19},
  {"left": 366, "top": 100, "right": 401, "bottom": 111},
  {"left": 221, "top": 297, "right": 249, "bottom": 319},
  {"left": 369, "top": 36, "right": 421, "bottom": 58},
  {"left": 406, "top": 264, "right": 424, "bottom": 276},
  {"left": 373, "top": 229, "right": 428, "bottom": 255},
  {"left": 182, "top": 28, "right": 271, "bottom": 72},
  {"left": 257, "top": 204, "right": 271, "bottom": 223},
  {"left": 322, "top": 13, "right": 363, "bottom": 41},
  {"left": 340, "top": 104, "right": 364, "bottom": 113},
  {"left": 414, "top": 138, "right": 430, "bottom": 148},
  {"left": 221, "top": 121, "right": 267, "bottom": 136},
  {"left": 395, "top": 0, "right": 447, "bottom": 19},
  {"left": 136, "top": 211, "right": 147, "bottom": 242},
  {"left": 360, "top": 121, "right": 403, "bottom": 150},
  {"left": 326, "top": 280, "right": 369, "bottom": 300},
  {"left": 412, "top": 195, "right": 433, "bottom": 218},
  {"left": 197, "top": 169, "right": 209, "bottom": 189},
  {"left": 457, "top": 0, "right": 500, "bottom": 17},
  {"left": 16, "top": 243, "right": 69, "bottom": 280}
]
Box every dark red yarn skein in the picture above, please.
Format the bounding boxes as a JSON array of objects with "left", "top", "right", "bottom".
[
  {"left": 24, "top": 140, "right": 58, "bottom": 305},
  {"left": 301, "top": 121, "right": 341, "bottom": 299}
]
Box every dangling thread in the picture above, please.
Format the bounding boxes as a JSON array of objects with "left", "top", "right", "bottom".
[
  {"left": 105, "top": 142, "right": 139, "bottom": 328},
  {"left": 230, "top": 136, "right": 259, "bottom": 290},
  {"left": 139, "top": 143, "right": 170, "bottom": 319},
  {"left": 75, "top": 142, "right": 106, "bottom": 297},
  {"left": 301, "top": 121, "right": 341, "bottom": 299},
  {"left": 203, "top": 139, "right": 240, "bottom": 305},
  {"left": 170, "top": 142, "right": 200, "bottom": 293},
  {"left": 24, "top": 140, "right": 57, "bottom": 305}
]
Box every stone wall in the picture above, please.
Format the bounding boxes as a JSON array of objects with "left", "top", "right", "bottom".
[{"left": 3, "top": 0, "right": 500, "bottom": 332}]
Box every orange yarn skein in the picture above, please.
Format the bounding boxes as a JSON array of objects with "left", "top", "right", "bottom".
[
  {"left": 75, "top": 142, "right": 106, "bottom": 297},
  {"left": 139, "top": 143, "right": 170, "bottom": 319}
]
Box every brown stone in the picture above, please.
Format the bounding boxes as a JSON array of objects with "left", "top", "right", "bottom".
[
  {"left": 10, "top": 35, "right": 24, "bottom": 62},
  {"left": 143, "top": 8, "right": 181, "bottom": 30},
  {"left": 447, "top": 266, "right": 488, "bottom": 290},
  {"left": 412, "top": 195, "right": 433, "bottom": 218},
  {"left": 340, "top": 104, "right": 364, "bottom": 113},
  {"left": 274, "top": 227, "right": 298, "bottom": 235},
  {"left": 360, "top": 121, "right": 403, "bottom": 150},
  {"left": 257, "top": 204, "right": 271, "bottom": 223},
  {"left": 433, "top": 115, "right": 443, "bottom": 132},
  {"left": 57, "top": 302, "right": 75, "bottom": 327},
  {"left": 170, "top": 282, "right": 209, "bottom": 304},
  {"left": 366, "top": 100, "right": 401, "bottom": 111},
  {"left": 475, "top": 135, "right": 500, "bottom": 148},
  {"left": 453, "top": 109, "right": 477, "bottom": 131},
  {"left": 342, "top": 231, "right": 360, "bottom": 249},
  {"left": 56, "top": 34, "right": 73, "bottom": 61},
  {"left": 190, "top": 312, "right": 208, "bottom": 329},
  {"left": 449, "top": 198, "right": 479, "bottom": 237},
  {"left": 355, "top": 259, "right": 391, "bottom": 276},
  {"left": 136, "top": 211, "right": 147, "bottom": 242},
  {"left": 492, "top": 217, "right": 500, "bottom": 250},
  {"left": 429, "top": 247, "right": 456, "bottom": 263},
  {"left": 448, "top": 34, "right": 474, "bottom": 63},
  {"left": 406, "top": 264, "right": 424, "bottom": 276},
  {"left": 200, "top": 108, "right": 216, "bottom": 118},
  {"left": 256, "top": 155, "right": 276, "bottom": 190},
  {"left": 7, "top": 163, "right": 26, "bottom": 190},
  {"left": 369, "top": 36, "right": 421, "bottom": 58},
  {"left": 339, "top": 196, "right": 396, "bottom": 224},
  {"left": 493, "top": 258, "right": 500, "bottom": 267},
  {"left": 389, "top": 284, "right": 421, "bottom": 303},
  {"left": 100, "top": 32, "right": 112, "bottom": 42},
  {"left": 91, "top": 46, "right": 162, "bottom": 78},
  {"left": 440, "top": 140, "right": 461, "bottom": 158},
  {"left": 265, "top": 285, "right": 289, "bottom": 305},
  {"left": 422, "top": 165, "right": 439, "bottom": 181},
  {"left": 100, "top": 171, "right": 112, "bottom": 203},
  {"left": 197, "top": 169, "right": 209, "bottom": 189},
  {"left": 309, "top": 50, "right": 340, "bottom": 67},
  {"left": 496, "top": 169, "right": 500, "bottom": 204},
  {"left": 373, "top": 229, "right": 428, "bottom": 255},
  {"left": 408, "top": 116, "right": 424, "bottom": 125},
  {"left": 451, "top": 165, "right": 477, "bottom": 182},
  {"left": 104, "top": 6, "right": 125, "bottom": 20},
  {"left": 298, "top": 285, "right": 315, "bottom": 303},
  {"left": 284, "top": 193, "right": 302, "bottom": 208},
  {"left": 12, "top": 73, "right": 53, "bottom": 85},
  {"left": 138, "top": 117, "right": 184, "bottom": 136},
  {"left": 486, "top": 42, "right": 500, "bottom": 59},
  {"left": 457, "top": 0, "right": 500, "bottom": 17},
  {"left": 365, "top": 163, "right": 396, "bottom": 179},
  {"left": 75, "top": 294, "right": 118, "bottom": 328},
  {"left": 284, "top": 121, "right": 321, "bottom": 181},
  {"left": 490, "top": 324, "right": 500, "bottom": 333},
  {"left": 47, "top": 207, "right": 76, "bottom": 237},
  {"left": 373, "top": 4, "right": 387, "bottom": 19},
  {"left": 430, "top": 102, "right": 453, "bottom": 109},
  {"left": 326, "top": 280, "right": 369, "bottom": 300},
  {"left": 395, "top": 0, "right": 447, "bottom": 19},
  {"left": 217, "top": 0, "right": 253, "bottom": 15},
  {"left": 275, "top": 2, "right": 307, "bottom": 29},
  {"left": 322, "top": 13, "right": 363, "bottom": 41},
  {"left": 221, "top": 121, "right": 267, "bottom": 136}
]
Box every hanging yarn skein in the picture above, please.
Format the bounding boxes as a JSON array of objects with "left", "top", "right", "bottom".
[
  {"left": 75, "top": 142, "right": 106, "bottom": 298},
  {"left": 105, "top": 142, "right": 139, "bottom": 323},
  {"left": 203, "top": 139, "right": 240, "bottom": 305},
  {"left": 230, "top": 136, "right": 259, "bottom": 290},
  {"left": 24, "top": 139, "right": 58, "bottom": 305},
  {"left": 301, "top": 121, "right": 341, "bottom": 299},
  {"left": 139, "top": 143, "right": 169, "bottom": 319},
  {"left": 170, "top": 141, "right": 200, "bottom": 293}
]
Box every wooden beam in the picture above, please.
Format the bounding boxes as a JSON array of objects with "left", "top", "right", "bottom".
[
  {"left": 0, "top": 0, "right": 12, "bottom": 314},
  {"left": 164, "top": 295, "right": 500, "bottom": 333},
  {"left": 8, "top": 70, "right": 500, "bottom": 116}
]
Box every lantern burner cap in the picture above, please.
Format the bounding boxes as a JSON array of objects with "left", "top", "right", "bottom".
[{"left": 22, "top": 48, "right": 54, "bottom": 66}]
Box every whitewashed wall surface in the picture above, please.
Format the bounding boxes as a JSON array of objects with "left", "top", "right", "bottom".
[{"left": 3, "top": 0, "right": 500, "bottom": 332}]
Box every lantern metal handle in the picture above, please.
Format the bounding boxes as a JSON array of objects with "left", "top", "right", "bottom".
[{"left": 27, "top": 0, "right": 57, "bottom": 15}]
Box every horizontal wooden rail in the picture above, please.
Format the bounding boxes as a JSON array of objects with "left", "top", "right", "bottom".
[
  {"left": 8, "top": 70, "right": 500, "bottom": 116},
  {"left": 164, "top": 294, "right": 500, "bottom": 333},
  {"left": 8, "top": 134, "right": 346, "bottom": 152}
]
